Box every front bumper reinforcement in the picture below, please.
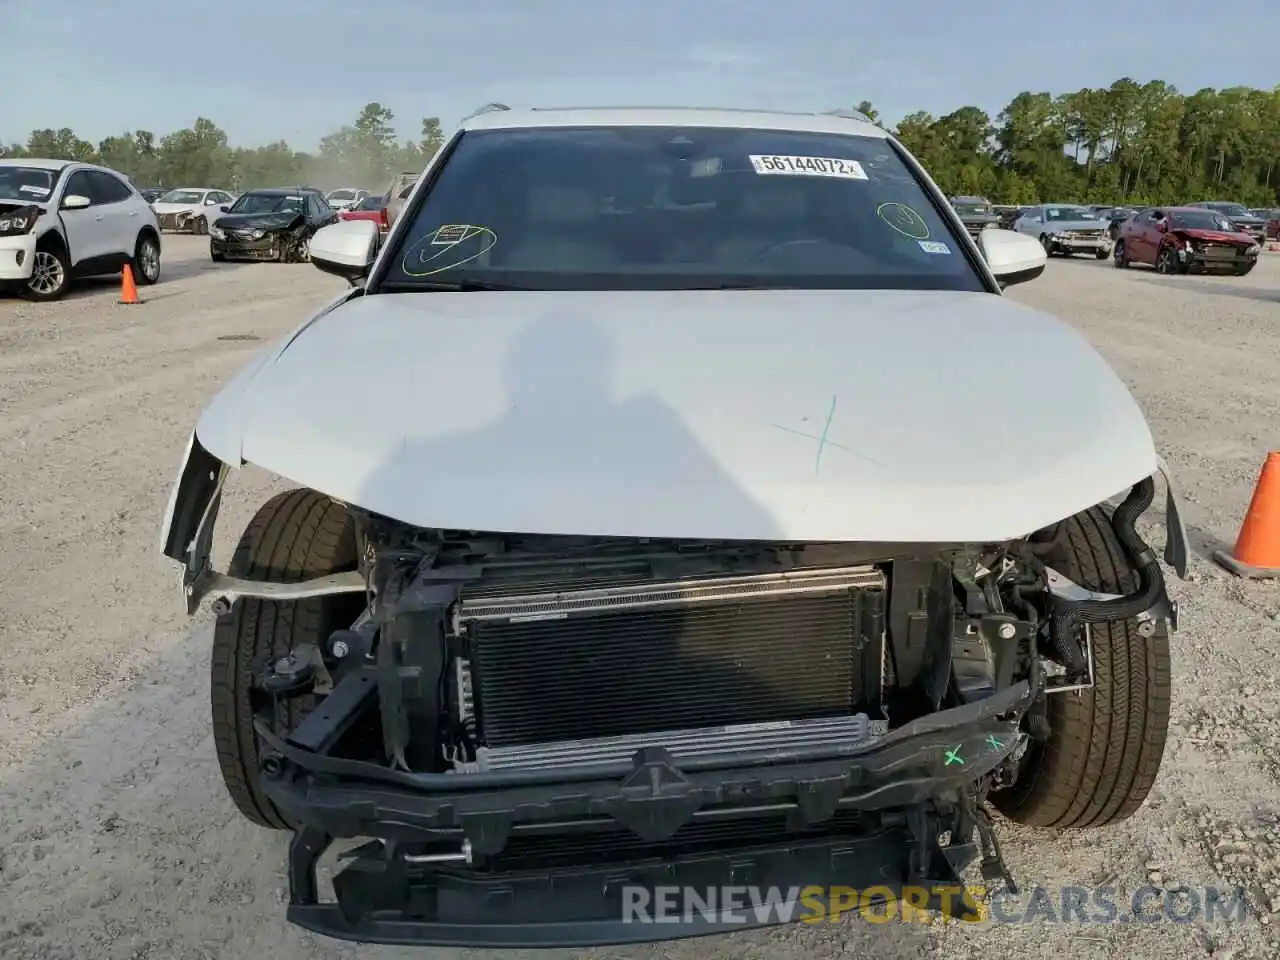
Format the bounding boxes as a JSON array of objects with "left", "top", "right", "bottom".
[{"left": 261, "top": 681, "right": 1031, "bottom": 947}]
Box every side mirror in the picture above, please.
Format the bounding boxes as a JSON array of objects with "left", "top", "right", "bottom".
[
  {"left": 218, "top": 204, "right": 230, "bottom": 213},
  {"left": 206, "top": 197, "right": 219, "bottom": 205},
  {"left": 61, "top": 194, "right": 91, "bottom": 210},
  {"left": 310, "top": 219, "right": 379, "bottom": 282},
  {"left": 977, "top": 228, "right": 1047, "bottom": 288}
]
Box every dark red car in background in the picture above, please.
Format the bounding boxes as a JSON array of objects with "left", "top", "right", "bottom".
[
  {"left": 1113, "top": 206, "right": 1260, "bottom": 276},
  {"left": 1252, "top": 208, "right": 1280, "bottom": 241},
  {"left": 338, "top": 193, "right": 389, "bottom": 231}
]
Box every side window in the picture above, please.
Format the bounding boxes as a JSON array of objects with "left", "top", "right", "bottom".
[
  {"left": 63, "top": 171, "right": 96, "bottom": 205},
  {"left": 86, "top": 171, "right": 133, "bottom": 204},
  {"left": 306, "top": 195, "right": 325, "bottom": 219}
]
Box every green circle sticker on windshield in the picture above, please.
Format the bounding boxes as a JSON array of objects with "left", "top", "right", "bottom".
[{"left": 876, "top": 202, "right": 930, "bottom": 240}]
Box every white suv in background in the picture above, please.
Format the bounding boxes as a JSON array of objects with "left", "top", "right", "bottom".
[
  {"left": 324, "top": 187, "right": 369, "bottom": 211},
  {"left": 0, "top": 158, "right": 163, "bottom": 301}
]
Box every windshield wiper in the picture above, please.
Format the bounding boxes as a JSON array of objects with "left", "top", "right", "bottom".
[{"left": 380, "top": 279, "right": 525, "bottom": 292}]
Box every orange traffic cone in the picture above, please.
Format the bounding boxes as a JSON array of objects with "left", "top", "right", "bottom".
[
  {"left": 1214, "top": 451, "right": 1280, "bottom": 578},
  {"left": 119, "top": 264, "right": 139, "bottom": 304}
]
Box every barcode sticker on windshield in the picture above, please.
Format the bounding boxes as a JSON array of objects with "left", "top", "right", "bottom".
[
  {"left": 918, "top": 240, "right": 951, "bottom": 254},
  {"left": 431, "top": 224, "right": 471, "bottom": 245},
  {"left": 749, "top": 155, "right": 868, "bottom": 180}
]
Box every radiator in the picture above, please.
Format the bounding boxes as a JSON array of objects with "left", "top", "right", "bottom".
[{"left": 455, "top": 566, "right": 886, "bottom": 767}]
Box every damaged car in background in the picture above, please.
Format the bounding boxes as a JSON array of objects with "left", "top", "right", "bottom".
[
  {"left": 160, "top": 104, "right": 1188, "bottom": 948},
  {"left": 153, "top": 186, "right": 237, "bottom": 234},
  {"left": 208, "top": 186, "right": 338, "bottom": 263},
  {"left": 1013, "top": 203, "right": 1113, "bottom": 259},
  {"left": 1114, "top": 206, "right": 1260, "bottom": 276}
]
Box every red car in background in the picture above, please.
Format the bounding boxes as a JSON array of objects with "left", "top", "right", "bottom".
[
  {"left": 1113, "top": 206, "right": 1260, "bottom": 276},
  {"left": 338, "top": 193, "right": 389, "bottom": 231},
  {"left": 1252, "top": 208, "right": 1280, "bottom": 240}
]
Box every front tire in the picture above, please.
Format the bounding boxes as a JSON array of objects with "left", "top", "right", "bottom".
[
  {"left": 23, "top": 244, "right": 71, "bottom": 301},
  {"left": 1094, "top": 248, "right": 1110, "bottom": 260},
  {"left": 133, "top": 233, "right": 161, "bottom": 285},
  {"left": 210, "top": 489, "right": 363, "bottom": 829},
  {"left": 992, "top": 504, "right": 1172, "bottom": 829},
  {"left": 1233, "top": 262, "right": 1255, "bottom": 277},
  {"left": 1039, "top": 233, "right": 1056, "bottom": 256},
  {"left": 1113, "top": 239, "right": 1129, "bottom": 268},
  {"left": 1155, "top": 245, "right": 1182, "bottom": 275}
]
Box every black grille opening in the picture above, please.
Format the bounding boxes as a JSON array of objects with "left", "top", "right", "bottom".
[{"left": 484, "top": 808, "right": 873, "bottom": 872}]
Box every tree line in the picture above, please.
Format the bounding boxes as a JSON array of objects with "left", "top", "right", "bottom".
[
  {"left": 0, "top": 103, "right": 443, "bottom": 195},
  {"left": 857, "top": 77, "right": 1280, "bottom": 206},
  {"left": 3, "top": 79, "right": 1279, "bottom": 206}
]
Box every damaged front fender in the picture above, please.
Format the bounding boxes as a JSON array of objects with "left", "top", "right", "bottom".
[{"left": 158, "top": 432, "right": 364, "bottom": 614}]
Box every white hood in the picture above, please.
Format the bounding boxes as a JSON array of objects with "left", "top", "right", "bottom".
[{"left": 194, "top": 289, "right": 1158, "bottom": 543}]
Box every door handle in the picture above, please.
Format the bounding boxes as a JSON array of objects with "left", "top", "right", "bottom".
[
  {"left": 129, "top": 210, "right": 139, "bottom": 216},
  {"left": 94, "top": 215, "right": 104, "bottom": 221}
]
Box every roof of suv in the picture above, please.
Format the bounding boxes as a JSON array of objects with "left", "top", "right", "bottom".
[
  {"left": 0, "top": 157, "right": 71, "bottom": 171},
  {"left": 459, "top": 106, "right": 888, "bottom": 139},
  {"left": 247, "top": 186, "right": 323, "bottom": 196}
]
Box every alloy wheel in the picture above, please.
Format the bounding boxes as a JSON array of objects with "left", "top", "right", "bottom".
[{"left": 28, "top": 251, "right": 65, "bottom": 296}]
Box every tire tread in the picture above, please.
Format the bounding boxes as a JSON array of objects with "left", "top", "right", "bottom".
[
  {"left": 993, "top": 505, "right": 1171, "bottom": 828},
  {"left": 210, "top": 489, "right": 357, "bottom": 829}
]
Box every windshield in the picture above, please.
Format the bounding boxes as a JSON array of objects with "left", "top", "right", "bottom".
[
  {"left": 159, "top": 189, "right": 205, "bottom": 204},
  {"left": 328, "top": 190, "right": 356, "bottom": 201},
  {"left": 355, "top": 195, "right": 386, "bottom": 211},
  {"left": 0, "top": 165, "right": 56, "bottom": 203},
  {"left": 1044, "top": 206, "right": 1095, "bottom": 222},
  {"left": 380, "top": 125, "right": 984, "bottom": 292},
  {"left": 1171, "top": 210, "right": 1241, "bottom": 232},
  {"left": 228, "top": 193, "right": 303, "bottom": 215},
  {"left": 953, "top": 202, "right": 991, "bottom": 216},
  {"left": 1204, "top": 202, "right": 1249, "bottom": 217}
]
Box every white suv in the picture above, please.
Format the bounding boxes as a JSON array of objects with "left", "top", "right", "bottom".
[{"left": 0, "top": 158, "right": 163, "bottom": 301}]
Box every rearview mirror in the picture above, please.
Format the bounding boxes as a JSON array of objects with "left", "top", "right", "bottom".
[
  {"left": 61, "top": 194, "right": 91, "bottom": 210},
  {"left": 976, "top": 228, "right": 1047, "bottom": 287},
  {"left": 310, "top": 219, "right": 379, "bottom": 283}
]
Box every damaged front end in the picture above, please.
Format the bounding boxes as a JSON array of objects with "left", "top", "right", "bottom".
[
  {"left": 209, "top": 216, "right": 312, "bottom": 262},
  {"left": 160, "top": 430, "right": 1185, "bottom": 945}
]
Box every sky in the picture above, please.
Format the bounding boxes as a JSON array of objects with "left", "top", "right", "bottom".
[{"left": 3, "top": 1, "right": 1279, "bottom": 151}]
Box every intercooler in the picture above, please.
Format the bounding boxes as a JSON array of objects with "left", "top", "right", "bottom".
[{"left": 454, "top": 565, "right": 886, "bottom": 772}]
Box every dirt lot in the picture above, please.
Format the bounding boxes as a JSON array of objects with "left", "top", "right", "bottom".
[{"left": 2, "top": 236, "right": 1279, "bottom": 960}]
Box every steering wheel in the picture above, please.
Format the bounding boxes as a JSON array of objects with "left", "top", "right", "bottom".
[{"left": 751, "top": 238, "right": 824, "bottom": 262}]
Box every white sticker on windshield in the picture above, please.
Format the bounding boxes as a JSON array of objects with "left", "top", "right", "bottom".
[
  {"left": 749, "top": 155, "right": 868, "bottom": 180},
  {"left": 19, "top": 185, "right": 50, "bottom": 196},
  {"left": 431, "top": 224, "right": 472, "bottom": 245},
  {"left": 918, "top": 240, "right": 951, "bottom": 255}
]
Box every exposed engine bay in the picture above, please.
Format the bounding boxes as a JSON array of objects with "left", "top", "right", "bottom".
[
  {"left": 255, "top": 478, "right": 1173, "bottom": 790},
  {"left": 211, "top": 477, "right": 1178, "bottom": 944}
]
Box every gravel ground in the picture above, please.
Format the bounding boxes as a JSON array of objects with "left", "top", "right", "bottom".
[{"left": 1, "top": 237, "right": 1279, "bottom": 960}]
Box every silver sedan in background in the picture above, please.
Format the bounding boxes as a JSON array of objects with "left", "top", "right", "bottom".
[{"left": 1013, "top": 203, "right": 1112, "bottom": 259}]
